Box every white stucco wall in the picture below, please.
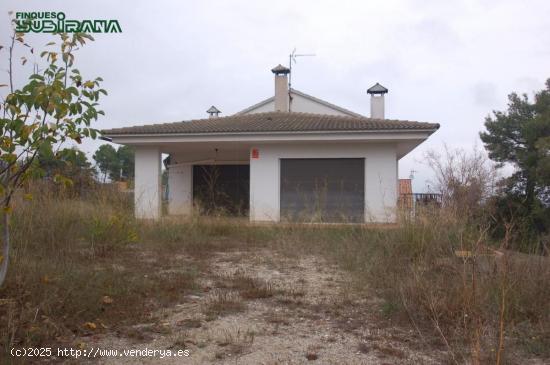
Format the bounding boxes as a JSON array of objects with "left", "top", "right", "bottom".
[
  {"left": 249, "top": 142, "right": 397, "bottom": 223},
  {"left": 167, "top": 164, "right": 193, "bottom": 215},
  {"left": 290, "top": 93, "right": 350, "bottom": 115},
  {"left": 244, "top": 92, "right": 353, "bottom": 116},
  {"left": 245, "top": 100, "right": 274, "bottom": 114},
  {"left": 134, "top": 146, "right": 161, "bottom": 219}
]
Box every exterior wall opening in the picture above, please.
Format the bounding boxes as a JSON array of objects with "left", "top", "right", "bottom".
[
  {"left": 280, "top": 158, "right": 365, "bottom": 223},
  {"left": 192, "top": 165, "right": 249, "bottom": 216}
]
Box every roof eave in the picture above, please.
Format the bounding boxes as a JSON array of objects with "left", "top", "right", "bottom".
[{"left": 103, "top": 127, "right": 439, "bottom": 139}]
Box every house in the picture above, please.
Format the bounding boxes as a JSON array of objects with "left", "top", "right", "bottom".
[{"left": 102, "top": 65, "right": 439, "bottom": 223}]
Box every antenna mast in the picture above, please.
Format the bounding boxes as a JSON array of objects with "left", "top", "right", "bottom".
[{"left": 288, "top": 48, "right": 315, "bottom": 111}]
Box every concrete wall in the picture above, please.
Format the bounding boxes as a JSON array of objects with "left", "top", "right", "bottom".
[
  {"left": 167, "top": 164, "right": 192, "bottom": 215},
  {"left": 291, "top": 93, "right": 350, "bottom": 115},
  {"left": 249, "top": 142, "right": 397, "bottom": 223},
  {"left": 244, "top": 92, "right": 351, "bottom": 116},
  {"left": 134, "top": 146, "right": 161, "bottom": 219}
]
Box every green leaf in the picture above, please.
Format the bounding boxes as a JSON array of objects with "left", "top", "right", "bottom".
[{"left": 29, "top": 74, "right": 45, "bottom": 81}]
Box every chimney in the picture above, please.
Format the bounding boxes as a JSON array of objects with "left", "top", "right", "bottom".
[
  {"left": 206, "top": 105, "right": 221, "bottom": 118},
  {"left": 271, "top": 64, "right": 290, "bottom": 112},
  {"left": 367, "top": 83, "right": 388, "bottom": 119}
]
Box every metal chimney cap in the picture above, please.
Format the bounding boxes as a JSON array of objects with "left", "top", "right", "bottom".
[
  {"left": 367, "top": 82, "right": 388, "bottom": 95},
  {"left": 206, "top": 105, "right": 221, "bottom": 114},
  {"left": 271, "top": 64, "right": 290, "bottom": 75}
]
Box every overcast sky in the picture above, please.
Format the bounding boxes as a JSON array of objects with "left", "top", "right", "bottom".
[{"left": 1, "top": 0, "right": 549, "bottom": 191}]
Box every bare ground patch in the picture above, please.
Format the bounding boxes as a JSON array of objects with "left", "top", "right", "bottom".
[{"left": 76, "top": 248, "right": 445, "bottom": 364}]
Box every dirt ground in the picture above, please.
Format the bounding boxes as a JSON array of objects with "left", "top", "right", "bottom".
[{"left": 78, "top": 248, "right": 446, "bottom": 364}]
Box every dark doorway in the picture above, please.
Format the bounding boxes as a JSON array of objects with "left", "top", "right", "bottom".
[
  {"left": 280, "top": 158, "right": 365, "bottom": 222},
  {"left": 193, "top": 165, "right": 249, "bottom": 216}
]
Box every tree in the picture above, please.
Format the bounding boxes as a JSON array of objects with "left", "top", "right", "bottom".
[
  {"left": 93, "top": 144, "right": 120, "bottom": 182},
  {"left": 0, "top": 19, "right": 106, "bottom": 285},
  {"left": 480, "top": 80, "right": 550, "bottom": 209},
  {"left": 535, "top": 136, "right": 550, "bottom": 193},
  {"left": 35, "top": 145, "right": 95, "bottom": 192},
  {"left": 424, "top": 144, "right": 498, "bottom": 215},
  {"left": 117, "top": 145, "right": 134, "bottom": 181},
  {"left": 480, "top": 80, "right": 550, "bottom": 251},
  {"left": 93, "top": 144, "right": 134, "bottom": 182}
]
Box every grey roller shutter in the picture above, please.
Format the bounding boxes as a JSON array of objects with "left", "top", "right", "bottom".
[{"left": 280, "top": 158, "right": 364, "bottom": 222}]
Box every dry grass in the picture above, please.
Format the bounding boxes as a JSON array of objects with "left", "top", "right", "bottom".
[
  {"left": 212, "top": 327, "right": 255, "bottom": 360},
  {"left": 0, "top": 185, "right": 204, "bottom": 358},
  {"left": 215, "top": 269, "right": 274, "bottom": 299},
  {"left": 271, "top": 207, "right": 550, "bottom": 362},
  {"left": 371, "top": 343, "right": 406, "bottom": 359},
  {"left": 262, "top": 310, "right": 291, "bottom": 326},
  {"left": 0, "top": 184, "right": 548, "bottom": 363},
  {"left": 201, "top": 290, "right": 246, "bottom": 320}
]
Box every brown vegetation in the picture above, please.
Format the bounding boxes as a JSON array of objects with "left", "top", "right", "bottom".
[{"left": 0, "top": 183, "right": 548, "bottom": 363}]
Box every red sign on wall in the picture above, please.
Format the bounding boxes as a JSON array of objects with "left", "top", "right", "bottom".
[{"left": 251, "top": 148, "right": 259, "bottom": 159}]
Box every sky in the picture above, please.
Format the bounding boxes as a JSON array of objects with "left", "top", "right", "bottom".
[{"left": 1, "top": 0, "right": 549, "bottom": 192}]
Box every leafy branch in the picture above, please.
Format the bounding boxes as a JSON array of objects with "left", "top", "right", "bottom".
[{"left": 0, "top": 15, "right": 107, "bottom": 286}]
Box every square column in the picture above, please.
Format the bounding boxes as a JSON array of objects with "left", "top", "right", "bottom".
[
  {"left": 249, "top": 146, "right": 280, "bottom": 222},
  {"left": 167, "top": 164, "right": 193, "bottom": 215},
  {"left": 134, "top": 146, "right": 161, "bottom": 219}
]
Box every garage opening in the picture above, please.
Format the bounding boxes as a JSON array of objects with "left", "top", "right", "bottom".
[
  {"left": 193, "top": 165, "right": 249, "bottom": 216},
  {"left": 280, "top": 158, "right": 364, "bottom": 223}
]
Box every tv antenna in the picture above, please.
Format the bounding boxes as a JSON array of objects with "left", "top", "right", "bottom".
[{"left": 288, "top": 48, "right": 315, "bottom": 111}]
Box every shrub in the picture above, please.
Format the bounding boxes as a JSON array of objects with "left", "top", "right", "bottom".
[{"left": 87, "top": 213, "right": 138, "bottom": 256}]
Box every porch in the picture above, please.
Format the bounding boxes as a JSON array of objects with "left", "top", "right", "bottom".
[{"left": 135, "top": 141, "right": 251, "bottom": 220}]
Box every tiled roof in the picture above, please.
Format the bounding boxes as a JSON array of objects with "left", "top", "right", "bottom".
[{"left": 102, "top": 111, "right": 439, "bottom": 136}]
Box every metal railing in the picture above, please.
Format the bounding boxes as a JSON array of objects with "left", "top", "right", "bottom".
[{"left": 398, "top": 193, "right": 442, "bottom": 216}]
